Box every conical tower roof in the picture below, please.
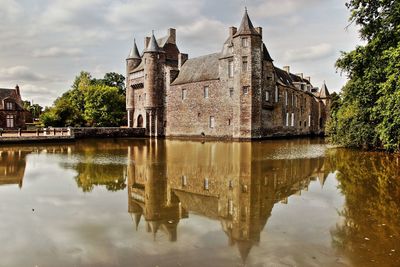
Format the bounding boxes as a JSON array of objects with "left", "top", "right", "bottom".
[
  {"left": 145, "top": 31, "right": 163, "bottom": 53},
  {"left": 127, "top": 39, "right": 141, "bottom": 59},
  {"left": 319, "top": 82, "right": 330, "bottom": 98},
  {"left": 236, "top": 240, "right": 253, "bottom": 263},
  {"left": 235, "top": 8, "right": 260, "bottom": 36}
]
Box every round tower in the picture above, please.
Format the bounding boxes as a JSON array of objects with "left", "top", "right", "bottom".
[
  {"left": 143, "top": 32, "right": 165, "bottom": 108},
  {"left": 143, "top": 31, "right": 165, "bottom": 137},
  {"left": 126, "top": 39, "right": 142, "bottom": 127}
]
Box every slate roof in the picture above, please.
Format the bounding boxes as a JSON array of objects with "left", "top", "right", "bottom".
[
  {"left": 171, "top": 53, "right": 221, "bottom": 85},
  {"left": 319, "top": 82, "right": 330, "bottom": 98},
  {"left": 274, "top": 67, "right": 312, "bottom": 88},
  {"left": 0, "top": 88, "right": 24, "bottom": 109},
  {"left": 127, "top": 39, "right": 141, "bottom": 59},
  {"left": 234, "top": 9, "right": 260, "bottom": 36},
  {"left": 263, "top": 44, "right": 273, "bottom": 61},
  {"left": 145, "top": 33, "right": 163, "bottom": 53}
]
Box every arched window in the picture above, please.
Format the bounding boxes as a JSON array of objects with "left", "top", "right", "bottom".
[{"left": 137, "top": 115, "right": 143, "bottom": 128}]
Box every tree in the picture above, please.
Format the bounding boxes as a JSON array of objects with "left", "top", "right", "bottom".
[
  {"left": 329, "top": 1, "right": 400, "bottom": 151},
  {"left": 83, "top": 84, "right": 126, "bottom": 127},
  {"left": 40, "top": 71, "right": 126, "bottom": 127}
]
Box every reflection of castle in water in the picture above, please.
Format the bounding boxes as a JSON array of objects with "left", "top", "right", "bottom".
[
  {"left": 0, "top": 149, "right": 29, "bottom": 188},
  {"left": 127, "top": 139, "right": 329, "bottom": 261}
]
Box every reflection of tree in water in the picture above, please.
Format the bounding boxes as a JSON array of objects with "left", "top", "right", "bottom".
[
  {"left": 74, "top": 163, "right": 126, "bottom": 192},
  {"left": 330, "top": 149, "right": 400, "bottom": 267}
]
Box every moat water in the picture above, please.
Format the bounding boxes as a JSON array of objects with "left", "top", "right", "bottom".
[{"left": 0, "top": 138, "right": 399, "bottom": 267}]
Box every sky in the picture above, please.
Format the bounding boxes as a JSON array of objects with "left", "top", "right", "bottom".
[{"left": 0, "top": 0, "right": 360, "bottom": 107}]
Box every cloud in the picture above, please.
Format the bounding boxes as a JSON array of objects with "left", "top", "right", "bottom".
[
  {"left": 284, "top": 43, "right": 334, "bottom": 62},
  {"left": 178, "top": 18, "right": 227, "bottom": 55},
  {"left": 250, "top": 0, "right": 319, "bottom": 18},
  {"left": 0, "top": 66, "right": 48, "bottom": 82},
  {"left": 17, "top": 84, "right": 62, "bottom": 105},
  {"left": 33, "top": 47, "right": 83, "bottom": 58},
  {"left": 0, "top": 0, "right": 22, "bottom": 21}
]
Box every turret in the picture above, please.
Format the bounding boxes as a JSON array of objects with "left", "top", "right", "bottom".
[
  {"left": 231, "top": 8, "right": 264, "bottom": 138},
  {"left": 126, "top": 38, "right": 142, "bottom": 74},
  {"left": 126, "top": 38, "right": 141, "bottom": 127},
  {"left": 143, "top": 31, "right": 165, "bottom": 109}
]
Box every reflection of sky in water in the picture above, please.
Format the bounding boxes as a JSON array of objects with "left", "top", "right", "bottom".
[{"left": 0, "top": 139, "right": 398, "bottom": 267}]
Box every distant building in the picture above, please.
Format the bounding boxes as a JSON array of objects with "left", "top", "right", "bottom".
[
  {"left": 126, "top": 10, "right": 331, "bottom": 139},
  {"left": 0, "top": 85, "right": 27, "bottom": 129}
]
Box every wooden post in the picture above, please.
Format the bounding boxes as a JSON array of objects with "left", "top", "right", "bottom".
[
  {"left": 53, "top": 128, "right": 56, "bottom": 136},
  {"left": 18, "top": 128, "right": 22, "bottom": 136},
  {"left": 36, "top": 129, "right": 39, "bottom": 136}
]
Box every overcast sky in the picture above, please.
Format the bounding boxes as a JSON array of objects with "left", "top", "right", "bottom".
[{"left": 0, "top": 0, "right": 360, "bottom": 106}]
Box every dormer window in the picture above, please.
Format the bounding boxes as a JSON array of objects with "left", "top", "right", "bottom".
[{"left": 6, "top": 102, "right": 13, "bottom": 110}]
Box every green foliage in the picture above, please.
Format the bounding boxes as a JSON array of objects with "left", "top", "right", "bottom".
[
  {"left": 40, "top": 71, "right": 126, "bottom": 127},
  {"left": 329, "top": 149, "right": 400, "bottom": 266},
  {"left": 22, "top": 101, "right": 43, "bottom": 119},
  {"left": 83, "top": 84, "right": 126, "bottom": 127},
  {"left": 329, "top": 0, "right": 400, "bottom": 151}
]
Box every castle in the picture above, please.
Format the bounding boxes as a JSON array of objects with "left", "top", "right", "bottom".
[{"left": 126, "top": 10, "right": 331, "bottom": 139}]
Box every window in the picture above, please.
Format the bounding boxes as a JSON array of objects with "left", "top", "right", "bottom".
[
  {"left": 139, "top": 95, "right": 141, "bottom": 101},
  {"left": 6, "top": 102, "right": 13, "bottom": 110},
  {"left": 182, "top": 89, "right": 187, "bottom": 100},
  {"left": 229, "top": 88, "right": 234, "bottom": 98},
  {"left": 144, "top": 93, "right": 146, "bottom": 101},
  {"left": 292, "top": 94, "right": 294, "bottom": 106},
  {"left": 265, "top": 91, "right": 270, "bottom": 101},
  {"left": 6, "top": 115, "right": 14, "bottom": 128},
  {"left": 285, "top": 91, "right": 288, "bottom": 106},
  {"left": 308, "top": 115, "right": 311, "bottom": 127},
  {"left": 228, "top": 200, "right": 234, "bottom": 215},
  {"left": 275, "top": 86, "right": 279, "bottom": 102},
  {"left": 228, "top": 180, "right": 233, "bottom": 189},
  {"left": 243, "top": 86, "right": 249, "bottom": 95},
  {"left": 209, "top": 116, "right": 215, "bottom": 128},
  {"left": 228, "top": 60, "right": 234, "bottom": 78},
  {"left": 291, "top": 113, "right": 295, "bottom": 127},
  {"left": 242, "top": 56, "right": 248, "bottom": 72},
  {"left": 242, "top": 37, "right": 249, "bottom": 47},
  {"left": 228, "top": 119, "right": 231, "bottom": 126},
  {"left": 286, "top": 113, "right": 289, "bottom": 127},
  {"left": 181, "top": 175, "right": 187, "bottom": 186},
  {"left": 304, "top": 120, "right": 307, "bottom": 127},
  {"left": 204, "top": 178, "right": 209, "bottom": 190},
  {"left": 204, "top": 86, "right": 209, "bottom": 98}
]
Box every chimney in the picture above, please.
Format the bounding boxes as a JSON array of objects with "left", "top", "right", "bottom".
[
  {"left": 15, "top": 84, "right": 20, "bottom": 96},
  {"left": 283, "top": 66, "right": 290, "bottom": 74},
  {"left": 305, "top": 76, "right": 311, "bottom": 82},
  {"left": 255, "top": 27, "right": 262, "bottom": 38},
  {"left": 168, "top": 28, "right": 176, "bottom": 44},
  {"left": 296, "top": 73, "right": 304, "bottom": 79},
  {"left": 144, "top": 37, "right": 151, "bottom": 49},
  {"left": 178, "top": 53, "right": 188, "bottom": 70},
  {"left": 229, "top": 26, "right": 237, "bottom": 37}
]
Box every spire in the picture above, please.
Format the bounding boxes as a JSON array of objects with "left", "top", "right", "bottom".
[
  {"left": 235, "top": 8, "right": 260, "bottom": 36},
  {"left": 236, "top": 240, "right": 253, "bottom": 263},
  {"left": 128, "top": 38, "right": 141, "bottom": 59},
  {"left": 145, "top": 31, "right": 162, "bottom": 53},
  {"left": 319, "top": 82, "right": 330, "bottom": 98}
]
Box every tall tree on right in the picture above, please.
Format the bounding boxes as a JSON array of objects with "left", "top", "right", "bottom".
[{"left": 328, "top": 0, "right": 400, "bottom": 151}]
